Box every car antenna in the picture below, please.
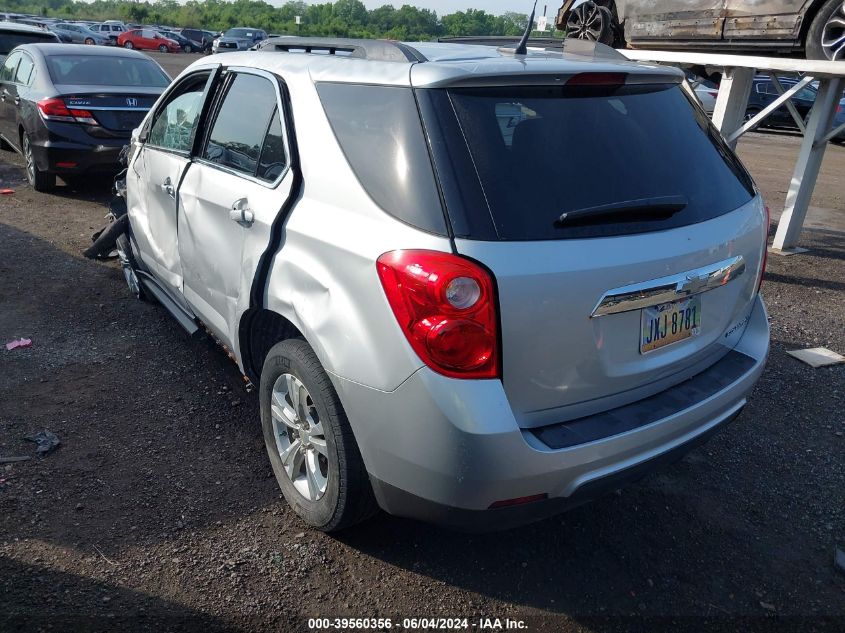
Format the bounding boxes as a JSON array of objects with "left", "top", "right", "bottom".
[{"left": 514, "top": 0, "right": 538, "bottom": 55}]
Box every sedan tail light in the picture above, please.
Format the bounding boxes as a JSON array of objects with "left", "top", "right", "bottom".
[
  {"left": 37, "top": 98, "right": 98, "bottom": 126},
  {"left": 376, "top": 250, "right": 500, "bottom": 380}
]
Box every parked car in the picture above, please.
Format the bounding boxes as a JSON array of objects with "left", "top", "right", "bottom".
[
  {"left": 158, "top": 29, "right": 201, "bottom": 53},
  {"left": 0, "top": 22, "right": 59, "bottom": 62},
  {"left": 212, "top": 27, "right": 267, "bottom": 53},
  {"left": 90, "top": 21, "right": 126, "bottom": 43},
  {"left": 746, "top": 75, "right": 845, "bottom": 141},
  {"left": 118, "top": 29, "right": 181, "bottom": 53},
  {"left": 558, "top": 0, "right": 845, "bottom": 60},
  {"left": 0, "top": 44, "right": 170, "bottom": 191},
  {"left": 51, "top": 22, "right": 112, "bottom": 46},
  {"left": 687, "top": 74, "right": 719, "bottom": 115},
  {"left": 120, "top": 39, "right": 769, "bottom": 532},
  {"left": 179, "top": 28, "right": 215, "bottom": 53}
]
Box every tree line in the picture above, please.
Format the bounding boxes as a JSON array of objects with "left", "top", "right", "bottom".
[{"left": 5, "top": 0, "right": 564, "bottom": 41}]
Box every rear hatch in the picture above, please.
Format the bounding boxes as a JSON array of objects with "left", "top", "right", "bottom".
[{"left": 417, "top": 74, "right": 766, "bottom": 428}]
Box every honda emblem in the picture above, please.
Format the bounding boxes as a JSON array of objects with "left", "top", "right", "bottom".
[{"left": 126, "top": 97, "right": 138, "bottom": 107}]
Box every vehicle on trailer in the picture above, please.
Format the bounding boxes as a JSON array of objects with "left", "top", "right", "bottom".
[
  {"left": 746, "top": 74, "right": 845, "bottom": 140},
  {"left": 119, "top": 37, "right": 770, "bottom": 532},
  {"left": 0, "top": 22, "right": 59, "bottom": 61},
  {"left": 558, "top": 0, "right": 845, "bottom": 60},
  {"left": 212, "top": 27, "right": 267, "bottom": 53},
  {"left": 0, "top": 44, "right": 170, "bottom": 191},
  {"left": 118, "top": 29, "right": 181, "bottom": 53},
  {"left": 51, "top": 22, "right": 112, "bottom": 46}
]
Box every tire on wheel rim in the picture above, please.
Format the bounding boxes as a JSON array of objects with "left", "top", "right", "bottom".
[
  {"left": 84, "top": 37, "right": 95, "bottom": 45},
  {"left": 115, "top": 233, "right": 150, "bottom": 301},
  {"left": 566, "top": 2, "right": 616, "bottom": 46},
  {"left": 260, "top": 339, "right": 378, "bottom": 532},
  {"left": 159, "top": 44, "right": 168, "bottom": 53},
  {"left": 183, "top": 44, "right": 192, "bottom": 53},
  {"left": 22, "top": 132, "right": 55, "bottom": 192},
  {"left": 124, "top": 41, "right": 133, "bottom": 49},
  {"left": 806, "top": 0, "right": 845, "bottom": 60},
  {"left": 744, "top": 106, "right": 763, "bottom": 131}
]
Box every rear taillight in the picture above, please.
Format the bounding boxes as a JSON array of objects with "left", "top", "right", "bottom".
[
  {"left": 758, "top": 205, "right": 771, "bottom": 292},
  {"left": 37, "top": 98, "right": 98, "bottom": 126},
  {"left": 567, "top": 72, "right": 627, "bottom": 87},
  {"left": 376, "top": 250, "right": 499, "bottom": 380}
]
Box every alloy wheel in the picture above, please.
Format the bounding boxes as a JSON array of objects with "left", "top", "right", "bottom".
[
  {"left": 23, "top": 135, "right": 35, "bottom": 185},
  {"left": 270, "top": 373, "right": 329, "bottom": 502},
  {"left": 566, "top": 2, "right": 611, "bottom": 42},
  {"left": 822, "top": 2, "right": 845, "bottom": 60}
]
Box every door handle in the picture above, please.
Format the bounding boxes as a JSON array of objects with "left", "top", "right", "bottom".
[
  {"left": 160, "top": 177, "right": 175, "bottom": 199},
  {"left": 229, "top": 198, "right": 254, "bottom": 227}
]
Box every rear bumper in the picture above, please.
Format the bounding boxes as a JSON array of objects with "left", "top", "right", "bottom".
[
  {"left": 30, "top": 123, "right": 128, "bottom": 175},
  {"left": 333, "top": 294, "right": 769, "bottom": 531}
]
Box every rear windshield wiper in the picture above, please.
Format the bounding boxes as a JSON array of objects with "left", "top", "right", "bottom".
[{"left": 555, "top": 196, "right": 688, "bottom": 228}]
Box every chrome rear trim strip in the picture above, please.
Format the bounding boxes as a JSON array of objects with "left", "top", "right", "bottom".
[{"left": 591, "top": 256, "right": 746, "bottom": 318}]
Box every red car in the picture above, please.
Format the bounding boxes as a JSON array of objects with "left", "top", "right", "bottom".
[{"left": 117, "top": 29, "right": 180, "bottom": 53}]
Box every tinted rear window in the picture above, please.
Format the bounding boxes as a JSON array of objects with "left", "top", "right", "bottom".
[
  {"left": 317, "top": 83, "right": 447, "bottom": 236},
  {"left": 425, "top": 84, "right": 755, "bottom": 241},
  {"left": 46, "top": 54, "right": 170, "bottom": 87},
  {"left": 0, "top": 31, "right": 57, "bottom": 54}
]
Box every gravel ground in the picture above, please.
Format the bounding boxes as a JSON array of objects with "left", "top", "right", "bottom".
[{"left": 1, "top": 52, "right": 844, "bottom": 632}]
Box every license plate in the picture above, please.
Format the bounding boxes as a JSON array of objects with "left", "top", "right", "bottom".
[{"left": 640, "top": 296, "right": 701, "bottom": 354}]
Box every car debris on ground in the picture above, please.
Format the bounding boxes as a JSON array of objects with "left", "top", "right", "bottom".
[
  {"left": 4, "top": 338, "right": 32, "bottom": 351},
  {"left": 786, "top": 347, "right": 845, "bottom": 368},
  {"left": 24, "top": 430, "right": 60, "bottom": 455}
]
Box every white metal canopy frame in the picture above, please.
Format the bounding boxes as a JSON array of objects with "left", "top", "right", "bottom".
[{"left": 620, "top": 50, "right": 845, "bottom": 255}]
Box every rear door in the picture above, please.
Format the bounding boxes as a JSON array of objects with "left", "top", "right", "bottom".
[
  {"left": 128, "top": 69, "right": 217, "bottom": 307},
  {"left": 419, "top": 80, "right": 766, "bottom": 428},
  {"left": 624, "top": 0, "right": 727, "bottom": 41},
  {"left": 178, "top": 69, "right": 294, "bottom": 348},
  {"left": 0, "top": 51, "right": 20, "bottom": 148},
  {"left": 723, "top": 0, "right": 808, "bottom": 41}
]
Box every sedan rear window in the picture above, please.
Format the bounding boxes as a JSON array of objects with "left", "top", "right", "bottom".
[
  {"left": 46, "top": 54, "right": 170, "bottom": 87},
  {"left": 425, "top": 84, "right": 755, "bottom": 240},
  {"left": 0, "top": 31, "right": 58, "bottom": 54}
]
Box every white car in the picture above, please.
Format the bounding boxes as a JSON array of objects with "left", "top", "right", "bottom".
[{"left": 118, "top": 38, "right": 769, "bottom": 532}]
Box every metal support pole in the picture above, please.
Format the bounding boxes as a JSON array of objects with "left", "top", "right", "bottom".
[
  {"left": 772, "top": 77, "right": 843, "bottom": 254},
  {"left": 711, "top": 66, "right": 755, "bottom": 150}
]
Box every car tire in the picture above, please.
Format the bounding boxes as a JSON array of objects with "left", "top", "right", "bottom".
[
  {"left": 745, "top": 106, "right": 764, "bottom": 131},
  {"left": 565, "top": 1, "right": 618, "bottom": 47},
  {"left": 115, "top": 232, "right": 152, "bottom": 302},
  {"left": 84, "top": 37, "right": 95, "bottom": 45},
  {"left": 806, "top": 0, "right": 845, "bottom": 60},
  {"left": 159, "top": 44, "right": 168, "bottom": 53},
  {"left": 260, "top": 339, "right": 379, "bottom": 532},
  {"left": 22, "top": 132, "right": 55, "bottom": 193},
  {"left": 183, "top": 44, "right": 193, "bottom": 53},
  {"left": 123, "top": 41, "right": 133, "bottom": 49}
]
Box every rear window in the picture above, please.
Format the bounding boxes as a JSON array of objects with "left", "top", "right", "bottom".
[
  {"left": 317, "top": 83, "right": 447, "bottom": 235},
  {"left": 46, "top": 54, "right": 170, "bottom": 87},
  {"left": 422, "top": 84, "right": 755, "bottom": 241},
  {"left": 0, "top": 31, "right": 57, "bottom": 54}
]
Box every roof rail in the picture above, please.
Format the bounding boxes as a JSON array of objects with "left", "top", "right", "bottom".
[
  {"left": 255, "top": 37, "right": 427, "bottom": 63},
  {"left": 437, "top": 35, "right": 627, "bottom": 61}
]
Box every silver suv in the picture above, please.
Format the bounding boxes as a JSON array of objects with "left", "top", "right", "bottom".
[{"left": 121, "top": 38, "right": 770, "bottom": 532}]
